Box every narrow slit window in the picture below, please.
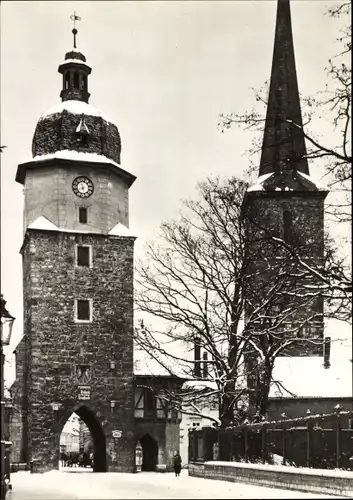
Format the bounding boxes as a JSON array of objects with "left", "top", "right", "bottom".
[
  {"left": 76, "top": 299, "right": 90, "bottom": 321},
  {"left": 283, "top": 209, "right": 292, "bottom": 242},
  {"left": 79, "top": 207, "right": 87, "bottom": 224},
  {"left": 202, "top": 352, "right": 208, "bottom": 378},
  {"left": 77, "top": 246, "right": 90, "bottom": 267},
  {"left": 323, "top": 337, "right": 331, "bottom": 369}
]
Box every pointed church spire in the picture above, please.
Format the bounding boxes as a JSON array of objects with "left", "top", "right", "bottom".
[{"left": 259, "top": 0, "right": 309, "bottom": 181}]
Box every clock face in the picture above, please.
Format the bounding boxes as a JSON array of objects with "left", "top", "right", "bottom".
[{"left": 72, "top": 177, "right": 94, "bottom": 198}]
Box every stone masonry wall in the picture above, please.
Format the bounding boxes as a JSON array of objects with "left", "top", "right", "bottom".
[
  {"left": 21, "top": 228, "right": 135, "bottom": 472},
  {"left": 244, "top": 192, "right": 326, "bottom": 357},
  {"left": 189, "top": 462, "right": 353, "bottom": 497}
]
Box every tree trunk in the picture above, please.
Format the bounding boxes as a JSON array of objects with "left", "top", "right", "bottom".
[
  {"left": 254, "top": 359, "right": 273, "bottom": 418},
  {"left": 220, "top": 387, "right": 236, "bottom": 428}
]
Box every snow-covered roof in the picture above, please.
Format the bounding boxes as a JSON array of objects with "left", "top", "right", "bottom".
[
  {"left": 26, "top": 216, "right": 135, "bottom": 238},
  {"left": 28, "top": 216, "right": 59, "bottom": 231},
  {"left": 76, "top": 119, "right": 90, "bottom": 134},
  {"left": 60, "top": 58, "right": 90, "bottom": 67},
  {"left": 270, "top": 320, "right": 352, "bottom": 399},
  {"left": 134, "top": 348, "right": 187, "bottom": 378},
  {"left": 182, "top": 380, "right": 218, "bottom": 391},
  {"left": 108, "top": 223, "right": 136, "bottom": 237},
  {"left": 298, "top": 171, "right": 328, "bottom": 191},
  {"left": 40, "top": 100, "right": 114, "bottom": 125},
  {"left": 32, "top": 150, "right": 120, "bottom": 168},
  {"left": 247, "top": 171, "right": 328, "bottom": 193},
  {"left": 270, "top": 348, "right": 352, "bottom": 399},
  {"left": 247, "top": 172, "right": 274, "bottom": 192}
]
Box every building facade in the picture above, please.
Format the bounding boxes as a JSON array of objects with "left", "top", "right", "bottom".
[
  {"left": 10, "top": 32, "right": 137, "bottom": 473},
  {"left": 242, "top": 0, "right": 351, "bottom": 415},
  {"left": 9, "top": 27, "right": 183, "bottom": 474}
]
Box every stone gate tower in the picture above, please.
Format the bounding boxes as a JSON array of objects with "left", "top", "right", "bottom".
[{"left": 10, "top": 28, "right": 136, "bottom": 473}]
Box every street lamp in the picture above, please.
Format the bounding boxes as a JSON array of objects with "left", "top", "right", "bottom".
[
  {"left": 1, "top": 294, "right": 15, "bottom": 500},
  {"left": 1, "top": 295, "right": 15, "bottom": 345}
]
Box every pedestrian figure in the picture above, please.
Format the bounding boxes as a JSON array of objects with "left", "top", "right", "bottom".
[{"left": 173, "top": 452, "right": 182, "bottom": 477}]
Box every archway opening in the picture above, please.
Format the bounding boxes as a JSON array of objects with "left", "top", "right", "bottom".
[
  {"left": 140, "top": 434, "right": 158, "bottom": 471},
  {"left": 58, "top": 407, "right": 107, "bottom": 473}
]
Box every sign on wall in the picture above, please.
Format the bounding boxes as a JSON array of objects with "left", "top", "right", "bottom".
[{"left": 78, "top": 385, "right": 91, "bottom": 400}]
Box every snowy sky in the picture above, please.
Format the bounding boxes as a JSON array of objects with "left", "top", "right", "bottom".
[{"left": 1, "top": 1, "right": 350, "bottom": 392}]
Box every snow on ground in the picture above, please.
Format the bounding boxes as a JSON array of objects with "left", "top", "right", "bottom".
[{"left": 8, "top": 470, "right": 345, "bottom": 499}]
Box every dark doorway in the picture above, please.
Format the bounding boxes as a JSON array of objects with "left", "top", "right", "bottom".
[
  {"left": 140, "top": 434, "right": 158, "bottom": 471},
  {"left": 76, "top": 406, "right": 107, "bottom": 472},
  {"left": 59, "top": 406, "right": 107, "bottom": 473}
]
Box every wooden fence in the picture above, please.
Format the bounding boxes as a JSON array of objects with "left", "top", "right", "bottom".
[{"left": 189, "top": 410, "right": 353, "bottom": 470}]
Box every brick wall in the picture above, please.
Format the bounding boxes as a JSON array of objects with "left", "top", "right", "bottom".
[{"left": 14, "top": 228, "right": 135, "bottom": 472}]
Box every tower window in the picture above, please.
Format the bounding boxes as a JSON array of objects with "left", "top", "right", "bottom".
[
  {"left": 76, "top": 133, "right": 89, "bottom": 147},
  {"left": 202, "top": 352, "right": 208, "bottom": 378},
  {"left": 323, "top": 337, "right": 331, "bottom": 369},
  {"left": 75, "top": 299, "right": 92, "bottom": 322},
  {"left": 194, "top": 337, "right": 201, "bottom": 378},
  {"left": 74, "top": 72, "right": 79, "bottom": 88},
  {"left": 283, "top": 209, "right": 292, "bottom": 243},
  {"left": 79, "top": 207, "right": 87, "bottom": 223},
  {"left": 76, "top": 246, "right": 91, "bottom": 267}
]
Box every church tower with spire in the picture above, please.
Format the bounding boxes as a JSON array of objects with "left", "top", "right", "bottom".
[
  {"left": 243, "top": 0, "right": 328, "bottom": 358},
  {"left": 11, "top": 22, "right": 136, "bottom": 472}
]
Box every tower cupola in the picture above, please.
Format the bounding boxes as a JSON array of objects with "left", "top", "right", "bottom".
[{"left": 58, "top": 25, "right": 92, "bottom": 103}]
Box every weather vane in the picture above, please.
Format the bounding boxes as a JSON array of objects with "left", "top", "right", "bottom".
[{"left": 70, "top": 11, "right": 82, "bottom": 49}]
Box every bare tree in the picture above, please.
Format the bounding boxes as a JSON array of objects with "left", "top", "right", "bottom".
[{"left": 134, "top": 177, "right": 334, "bottom": 426}]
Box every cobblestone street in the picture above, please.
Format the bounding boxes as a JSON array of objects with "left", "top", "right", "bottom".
[{"left": 7, "top": 470, "right": 344, "bottom": 499}]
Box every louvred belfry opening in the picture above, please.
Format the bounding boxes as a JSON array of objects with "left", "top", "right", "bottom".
[{"left": 58, "top": 49, "right": 92, "bottom": 103}]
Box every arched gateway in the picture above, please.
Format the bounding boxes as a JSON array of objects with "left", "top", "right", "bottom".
[
  {"left": 9, "top": 23, "right": 137, "bottom": 473},
  {"left": 140, "top": 434, "right": 158, "bottom": 471},
  {"left": 58, "top": 406, "right": 107, "bottom": 472}
]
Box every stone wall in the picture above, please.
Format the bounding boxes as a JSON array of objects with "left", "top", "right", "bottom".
[
  {"left": 13, "top": 228, "right": 135, "bottom": 472},
  {"left": 244, "top": 192, "right": 326, "bottom": 357},
  {"left": 189, "top": 461, "right": 353, "bottom": 497}
]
